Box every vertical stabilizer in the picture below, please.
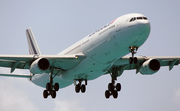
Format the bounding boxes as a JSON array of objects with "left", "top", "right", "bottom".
[{"left": 26, "top": 28, "right": 41, "bottom": 55}]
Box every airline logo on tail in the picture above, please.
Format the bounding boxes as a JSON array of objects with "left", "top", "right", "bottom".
[{"left": 26, "top": 28, "right": 41, "bottom": 55}]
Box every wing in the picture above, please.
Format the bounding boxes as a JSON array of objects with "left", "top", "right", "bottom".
[
  {"left": 108, "top": 55, "right": 180, "bottom": 76},
  {"left": 0, "top": 53, "right": 86, "bottom": 73}
]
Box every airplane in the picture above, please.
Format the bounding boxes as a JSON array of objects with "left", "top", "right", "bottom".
[{"left": 0, "top": 13, "right": 179, "bottom": 99}]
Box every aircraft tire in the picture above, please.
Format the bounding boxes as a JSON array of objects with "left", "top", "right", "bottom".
[
  {"left": 54, "top": 83, "right": 59, "bottom": 91},
  {"left": 116, "top": 83, "right": 121, "bottom": 91},
  {"left": 81, "top": 84, "right": 86, "bottom": 93},
  {"left": 134, "top": 57, "right": 137, "bottom": 64},
  {"left": 43, "top": 90, "right": 48, "bottom": 99},
  {"left": 75, "top": 84, "right": 81, "bottom": 93},
  {"left": 51, "top": 90, "right": 56, "bottom": 99},
  {"left": 129, "top": 57, "right": 133, "bottom": 64},
  {"left": 112, "top": 90, "right": 118, "bottom": 99},
  {"left": 105, "top": 90, "right": 110, "bottom": 99},
  {"left": 46, "top": 83, "right": 51, "bottom": 91},
  {"left": 108, "top": 83, "right": 114, "bottom": 91}
]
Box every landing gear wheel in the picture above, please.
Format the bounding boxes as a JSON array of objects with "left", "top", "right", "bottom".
[
  {"left": 51, "top": 90, "right": 56, "bottom": 99},
  {"left": 129, "top": 57, "right": 133, "bottom": 64},
  {"left": 81, "top": 84, "right": 86, "bottom": 93},
  {"left": 43, "top": 90, "right": 48, "bottom": 99},
  {"left": 46, "top": 83, "right": 51, "bottom": 91},
  {"left": 113, "top": 90, "right": 118, "bottom": 99},
  {"left": 75, "top": 80, "right": 88, "bottom": 94},
  {"left": 75, "top": 84, "right": 81, "bottom": 93},
  {"left": 54, "top": 83, "right": 59, "bottom": 91},
  {"left": 108, "top": 83, "right": 114, "bottom": 91},
  {"left": 105, "top": 90, "right": 110, "bottom": 99},
  {"left": 116, "top": 83, "right": 121, "bottom": 91},
  {"left": 134, "top": 57, "right": 137, "bottom": 64}
]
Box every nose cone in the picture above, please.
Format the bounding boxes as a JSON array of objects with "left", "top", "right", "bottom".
[
  {"left": 134, "top": 19, "right": 151, "bottom": 34},
  {"left": 128, "top": 20, "right": 151, "bottom": 35},
  {"left": 126, "top": 18, "right": 151, "bottom": 47},
  {"left": 139, "top": 20, "right": 150, "bottom": 28},
  {"left": 127, "top": 18, "right": 150, "bottom": 31}
]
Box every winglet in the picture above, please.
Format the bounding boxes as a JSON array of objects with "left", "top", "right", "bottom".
[{"left": 26, "top": 28, "right": 41, "bottom": 55}]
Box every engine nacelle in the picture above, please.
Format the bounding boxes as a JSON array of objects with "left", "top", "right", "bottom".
[
  {"left": 30, "top": 58, "right": 50, "bottom": 74},
  {"left": 140, "top": 59, "right": 160, "bottom": 75}
]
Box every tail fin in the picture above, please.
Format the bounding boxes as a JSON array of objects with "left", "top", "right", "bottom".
[{"left": 26, "top": 28, "right": 41, "bottom": 55}]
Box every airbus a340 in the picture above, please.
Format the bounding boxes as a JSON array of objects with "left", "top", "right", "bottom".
[{"left": 0, "top": 13, "right": 179, "bottom": 99}]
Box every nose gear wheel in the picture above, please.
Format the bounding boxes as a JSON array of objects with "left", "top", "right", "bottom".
[
  {"left": 129, "top": 46, "right": 138, "bottom": 64},
  {"left": 75, "top": 79, "right": 87, "bottom": 93}
]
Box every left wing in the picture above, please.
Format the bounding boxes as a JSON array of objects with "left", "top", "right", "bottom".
[{"left": 107, "top": 56, "right": 180, "bottom": 77}]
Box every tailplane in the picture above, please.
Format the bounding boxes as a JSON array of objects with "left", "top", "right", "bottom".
[{"left": 26, "top": 28, "right": 41, "bottom": 55}]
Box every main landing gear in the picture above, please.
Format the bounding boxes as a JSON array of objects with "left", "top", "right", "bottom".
[
  {"left": 105, "top": 80, "right": 121, "bottom": 99},
  {"left": 105, "top": 67, "right": 121, "bottom": 99},
  {"left": 43, "top": 73, "right": 59, "bottom": 99},
  {"left": 75, "top": 79, "right": 87, "bottom": 93},
  {"left": 129, "top": 46, "right": 138, "bottom": 64}
]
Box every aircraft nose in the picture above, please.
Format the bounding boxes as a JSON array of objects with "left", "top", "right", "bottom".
[
  {"left": 137, "top": 18, "right": 150, "bottom": 26},
  {"left": 136, "top": 20, "right": 151, "bottom": 31}
]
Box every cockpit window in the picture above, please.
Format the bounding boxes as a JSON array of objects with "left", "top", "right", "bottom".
[
  {"left": 143, "top": 17, "right": 147, "bottom": 20},
  {"left": 137, "top": 17, "right": 143, "bottom": 20},
  {"left": 129, "top": 17, "right": 136, "bottom": 22},
  {"left": 129, "top": 16, "right": 148, "bottom": 22}
]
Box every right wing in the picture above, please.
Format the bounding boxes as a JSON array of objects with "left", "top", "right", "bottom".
[
  {"left": 0, "top": 27, "right": 86, "bottom": 73},
  {"left": 0, "top": 28, "right": 86, "bottom": 77},
  {"left": 0, "top": 53, "right": 86, "bottom": 73}
]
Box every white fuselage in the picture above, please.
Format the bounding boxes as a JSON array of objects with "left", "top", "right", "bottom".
[{"left": 31, "top": 13, "right": 151, "bottom": 89}]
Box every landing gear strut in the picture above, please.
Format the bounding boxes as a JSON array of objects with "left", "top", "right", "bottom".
[
  {"left": 105, "top": 67, "right": 121, "bottom": 99},
  {"left": 43, "top": 73, "right": 59, "bottom": 99},
  {"left": 129, "top": 46, "right": 138, "bottom": 64},
  {"left": 75, "top": 79, "right": 87, "bottom": 93}
]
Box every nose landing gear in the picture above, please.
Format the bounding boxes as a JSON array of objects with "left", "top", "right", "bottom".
[
  {"left": 129, "top": 46, "right": 138, "bottom": 64},
  {"left": 75, "top": 79, "right": 87, "bottom": 93}
]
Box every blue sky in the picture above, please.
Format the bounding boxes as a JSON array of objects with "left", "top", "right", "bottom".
[{"left": 0, "top": 0, "right": 180, "bottom": 111}]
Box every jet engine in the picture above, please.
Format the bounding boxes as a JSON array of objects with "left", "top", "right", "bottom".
[
  {"left": 140, "top": 59, "right": 160, "bottom": 75},
  {"left": 30, "top": 58, "right": 50, "bottom": 74}
]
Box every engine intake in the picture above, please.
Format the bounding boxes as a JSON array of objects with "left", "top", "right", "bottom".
[
  {"left": 30, "top": 58, "right": 50, "bottom": 74},
  {"left": 140, "top": 59, "right": 160, "bottom": 75}
]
